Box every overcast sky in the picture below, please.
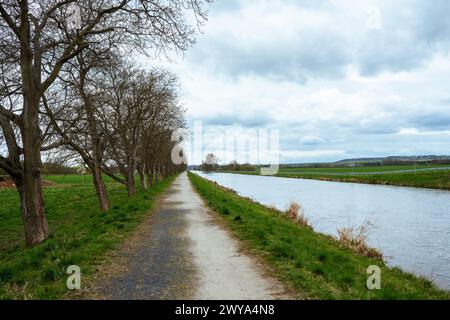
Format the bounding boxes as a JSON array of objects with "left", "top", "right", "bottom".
[{"left": 146, "top": 0, "right": 450, "bottom": 164}]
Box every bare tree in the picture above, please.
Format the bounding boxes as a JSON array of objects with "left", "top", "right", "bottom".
[
  {"left": 100, "top": 60, "right": 184, "bottom": 196},
  {"left": 138, "top": 71, "right": 185, "bottom": 189},
  {"left": 43, "top": 51, "right": 113, "bottom": 211},
  {"left": 0, "top": 0, "right": 210, "bottom": 245},
  {"left": 202, "top": 153, "right": 219, "bottom": 171}
]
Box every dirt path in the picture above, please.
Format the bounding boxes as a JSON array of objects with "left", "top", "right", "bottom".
[{"left": 99, "top": 172, "right": 290, "bottom": 300}]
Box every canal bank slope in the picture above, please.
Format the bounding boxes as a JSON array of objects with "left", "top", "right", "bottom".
[{"left": 188, "top": 172, "right": 449, "bottom": 299}]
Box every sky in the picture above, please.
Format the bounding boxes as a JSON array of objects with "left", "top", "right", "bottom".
[{"left": 144, "top": 0, "right": 450, "bottom": 164}]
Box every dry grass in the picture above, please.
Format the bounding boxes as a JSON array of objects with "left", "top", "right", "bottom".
[
  {"left": 0, "top": 176, "right": 15, "bottom": 189},
  {"left": 336, "top": 221, "right": 383, "bottom": 260},
  {"left": 3, "top": 282, "right": 33, "bottom": 300},
  {"left": 285, "top": 201, "right": 311, "bottom": 229}
]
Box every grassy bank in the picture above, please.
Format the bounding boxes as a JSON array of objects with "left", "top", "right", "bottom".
[
  {"left": 278, "top": 164, "right": 450, "bottom": 175},
  {"left": 0, "top": 174, "right": 176, "bottom": 299},
  {"left": 276, "top": 170, "right": 450, "bottom": 190},
  {"left": 188, "top": 172, "right": 449, "bottom": 299}
]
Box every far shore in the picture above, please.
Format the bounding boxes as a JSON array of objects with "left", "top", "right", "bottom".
[{"left": 199, "top": 166, "right": 450, "bottom": 191}]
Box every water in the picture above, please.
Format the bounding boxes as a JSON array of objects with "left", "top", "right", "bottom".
[{"left": 193, "top": 171, "right": 450, "bottom": 290}]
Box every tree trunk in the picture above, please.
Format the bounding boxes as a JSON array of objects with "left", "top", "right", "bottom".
[
  {"left": 92, "top": 163, "right": 110, "bottom": 211},
  {"left": 146, "top": 170, "right": 153, "bottom": 187},
  {"left": 139, "top": 167, "right": 147, "bottom": 191},
  {"left": 16, "top": 182, "right": 48, "bottom": 246},
  {"left": 126, "top": 171, "right": 136, "bottom": 197},
  {"left": 78, "top": 54, "right": 110, "bottom": 210},
  {"left": 19, "top": 79, "right": 49, "bottom": 245},
  {"left": 155, "top": 170, "right": 159, "bottom": 184},
  {"left": 20, "top": 125, "right": 49, "bottom": 246}
]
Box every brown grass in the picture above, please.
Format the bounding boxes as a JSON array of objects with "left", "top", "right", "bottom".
[
  {"left": 0, "top": 176, "right": 56, "bottom": 189},
  {"left": 336, "top": 221, "right": 383, "bottom": 260},
  {"left": 285, "top": 201, "right": 311, "bottom": 228},
  {"left": 0, "top": 176, "right": 15, "bottom": 189}
]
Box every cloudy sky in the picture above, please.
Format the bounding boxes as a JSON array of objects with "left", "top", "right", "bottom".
[{"left": 147, "top": 0, "right": 450, "bottom": 164}]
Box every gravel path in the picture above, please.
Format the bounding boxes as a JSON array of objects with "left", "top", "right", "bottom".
[{"left": 100, "top": 172, "right": 290, "bottom": 300}]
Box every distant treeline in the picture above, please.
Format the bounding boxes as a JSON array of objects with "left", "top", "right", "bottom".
[
  {"left": 1, "top": 163, "right": 78, "bottom": 175},
  {"left": 381, "top": 159, "right": 450, "bottom": 166},
  {"left": 220, "top": 162, "right": 256, "bottom": 171},
  {"left": 196, "top": 159, "right": 450, "bottom": 172},
  {"left": 200, "top": 160, "right": 256, "bottom": 172},
  {"left": 41, "top": 162, "right": 79, "bottom": 175},
  {"left": 1, "top": 161, "right": 82, "bottom": 175}
]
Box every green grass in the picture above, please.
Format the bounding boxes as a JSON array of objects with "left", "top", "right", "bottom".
[
  {"left": 188, "top": 172, "right": 449, "bottom": 300},
  {"left": 278, "top": 164, "right": 450, "bottom": 174},
  {"left": 276, "top": 171, "right": 450, "bottom": 190},
  {"left": 44, "top": 174, "right": 118, "bottom": 185},
  {"left": 0, "top": 174, "right": 176, "bottom": 299}
]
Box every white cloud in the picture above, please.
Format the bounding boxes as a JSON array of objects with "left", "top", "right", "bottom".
[
  {"left": 281, "top": 149, "right": 347, "bottom": 160},
  {"left": 398, "top": 128, "right": 450, "bottom": 136},
  {"left": 299, "top": 135, "right": 326, "bottom": 145},
  {"left": 149, "top": 0, "right": 450, "bottom": 163}
]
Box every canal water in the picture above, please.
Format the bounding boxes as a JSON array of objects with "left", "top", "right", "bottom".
[{"left": 193, "top": 171, "right": 450, "bottom": 290}]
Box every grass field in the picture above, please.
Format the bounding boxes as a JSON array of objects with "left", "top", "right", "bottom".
[
  {"left": 276, "top": 171, "right": 450, "bottom": 190},
  {"left": 0, "top": 174, "right": 175, "bottom": 299},
  {"left": 278, "top": 164, "right": 450, "bottom": 174},
  {"left": 188, "top": 172, "right": 449, "bottom": 299}
]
